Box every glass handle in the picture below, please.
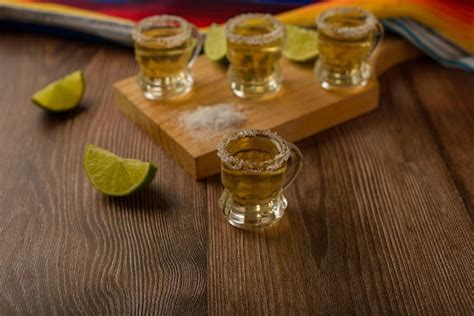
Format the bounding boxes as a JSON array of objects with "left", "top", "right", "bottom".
[
  {"left": 369, "top": 21, "right": 384, "bottom": 60},
  {"left": 188, "top": 25, "right": 203, "bottom": 67},
  {"left": 283, "top": 142, "right": 303, "bottom": 190}
]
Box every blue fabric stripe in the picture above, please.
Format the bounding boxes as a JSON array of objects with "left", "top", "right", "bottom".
[
  {"left": 0, "top": 3, "right": 134, "bottom": 45},
  {"left": 402, "top": 20, "right": 463, "bottom": 59},
  {"left": 383, "top": 18, "right": 474, "bottom": 72}
]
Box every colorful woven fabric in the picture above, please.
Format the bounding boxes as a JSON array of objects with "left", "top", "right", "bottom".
[{"left": 1, "top": 0, "right": 473, "bottom": 71}]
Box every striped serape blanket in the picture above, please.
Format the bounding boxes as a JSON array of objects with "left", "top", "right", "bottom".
[{"left": 0, "top": 0, "right": 472, "bottom": 71}]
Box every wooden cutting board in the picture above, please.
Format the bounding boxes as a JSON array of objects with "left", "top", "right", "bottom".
[{"left": 114, "top": 37, "right": 421, "bottom": 179}]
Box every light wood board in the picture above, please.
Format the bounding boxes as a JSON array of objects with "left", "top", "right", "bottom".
[{"left": 114, "top": 37, "right": 421, "bottom": 179}]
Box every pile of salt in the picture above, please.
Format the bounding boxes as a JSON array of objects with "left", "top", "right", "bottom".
[{"left": 179, "top": 103, "right": 246, "bottom": 139}]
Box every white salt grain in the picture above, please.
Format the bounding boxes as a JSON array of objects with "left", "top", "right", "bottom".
[{"left": 179, "top": 103, "right": 246, "bottom": 139}]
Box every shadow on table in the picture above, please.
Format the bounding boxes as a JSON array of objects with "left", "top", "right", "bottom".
[
  {"left": 38, "top": 101, "right": 90, "bottom": 129},
  {"left": 103, "top": 184, "right": 172, "bottom": 213},
  {"left": 218, "top": 210, "right": 294, "bottom": 240},
  {"left": 288, "top": 59, "right": 315, "bottom": 70}
]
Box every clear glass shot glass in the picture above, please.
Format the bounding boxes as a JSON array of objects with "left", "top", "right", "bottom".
[
  {"left": 217, "top": 129, "right": 303, "bottom": 230},
  {"left": 225, "top": 13, "right": 285, "bottom": 98},
  {"left": 315, "top": 7, "right": 384, "bottom": 90},
  {"left": 132, "top": 15, "right": 202, "bottom": 100}
]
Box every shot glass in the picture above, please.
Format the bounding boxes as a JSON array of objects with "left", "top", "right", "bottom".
[
  {"left": 132, "top": 15, "right": 202, "bottom": 100},
  {"left": 225, "top": 13, "right": 285, "bottom": 98},
  {"left": 315, "top": 7, "right": 384, "bottom": 90},
  {"left": 217, "top": 129, "right": 303, "bottom": 230}
]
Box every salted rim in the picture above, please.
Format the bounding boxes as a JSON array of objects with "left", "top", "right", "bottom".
[
  {"left": 316, "top": 7, "right": 377, "bottom": 39},
  {"left": 217, "top": 129, "right": 290, "bottom": 171},
  {"left": 133, "top": 15, "right": 191, "bottom": 47},
  {"left": 225, "top": 13, "right": 284, "bottom": 46}
]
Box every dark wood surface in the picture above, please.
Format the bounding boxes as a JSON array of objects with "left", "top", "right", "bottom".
[{"left": 0, "top": 28, "right": 472, "bottom": 315}]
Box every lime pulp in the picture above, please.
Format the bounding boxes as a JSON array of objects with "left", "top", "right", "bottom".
[
  {"left": 83, "top": 144, "right": 157, "bottom": 196},
  {"left": 283, "top": 25, "right": 319, "bottom": 62},
  {"left": 32, "top": 70, "right": 85, "bottom": 112}
]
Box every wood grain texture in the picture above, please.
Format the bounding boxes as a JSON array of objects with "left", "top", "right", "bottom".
[
  {"left": 114, "top": 37, "right": 420, "bottom": 179},
  {"left": 0, "top": 29, "right": 472, "bottom": 315},
  {"left": 0, "top": 29, "right": 207, "bottom": 315}
]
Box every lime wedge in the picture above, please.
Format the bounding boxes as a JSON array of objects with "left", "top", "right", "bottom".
[
  {"left": 83, "top": 144, "right": 157, "bottom": 197},
  {"left": 204, "top": 24, "right": 227, "bottom": 61},
  {"left": 32, "top": 70, "right": 85, "bottom": 112},
  {"left": 283, "top": 25, "right": 319, "bottom": 62}
]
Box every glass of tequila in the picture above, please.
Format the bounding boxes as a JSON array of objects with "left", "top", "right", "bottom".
[
  {"left": 217, "top": 129, "right": 303, "bottom": 230},
  {"left": 225, "top": 13, "right": 285, "bottom": 98},
  {"left": 315, "top": 7, "right": 384, "bottom": 90},
  {"left": 133, "top": 15, "right": 202, "bottom": 100}
]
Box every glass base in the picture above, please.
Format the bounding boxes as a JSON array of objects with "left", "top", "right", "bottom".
[
  {"left": 315, "top": 60, "right": 371, "bottom": 90},
  {"left": 138, "top": 70, "right": 193, "bottom": 100},
  {"left": 219, "top": 189, "right": 287, "bottom": 230},
  {"left": 228, "top": 68, "right": 282, "bottom": 98}
]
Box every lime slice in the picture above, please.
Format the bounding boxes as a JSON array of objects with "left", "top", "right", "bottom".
[
  {"left": 32, "top": 70, "right": 85, "bottom": 112},
  {"left": 83, "top": 144, "right": 157, "bottom": 197},
  {"left": 204, "top": 24, "right": 227, "bottom": 61},
  {"left": 283, "top": 25, "right": 319, "bottom": 62}
]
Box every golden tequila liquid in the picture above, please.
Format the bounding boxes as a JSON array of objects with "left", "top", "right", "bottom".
[
  {"left": 227, "top": 20, "right": 283, "bottom": 84},
  {"left": 318, "top": 13, "right": 373, "bottom": 76},
  {"left": 218, "top": 129, "right": 303, "bottom": 230},
  {"left": 135, "top": 28, "right": 194, "bottom": 79},
  {"left": 132, "top": 15, "right": 201, "bottom": 100},
  {"left": 315, "top": 7, "right": 383, "bottom": 89},
  {"left": 225, "top": 14, "right": 284, "bottom": 98},
  {"left": 221, "top": 136, "right": 286, "bottom": 206}
]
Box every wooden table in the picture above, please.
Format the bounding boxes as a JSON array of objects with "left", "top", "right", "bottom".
[{"left": 0, "top": 28, "right": 472, "bottom": 315}]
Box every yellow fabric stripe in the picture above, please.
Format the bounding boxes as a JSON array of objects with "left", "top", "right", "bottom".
[{"left": 277, "top": 1, "right": 473, "bottom": 52}]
